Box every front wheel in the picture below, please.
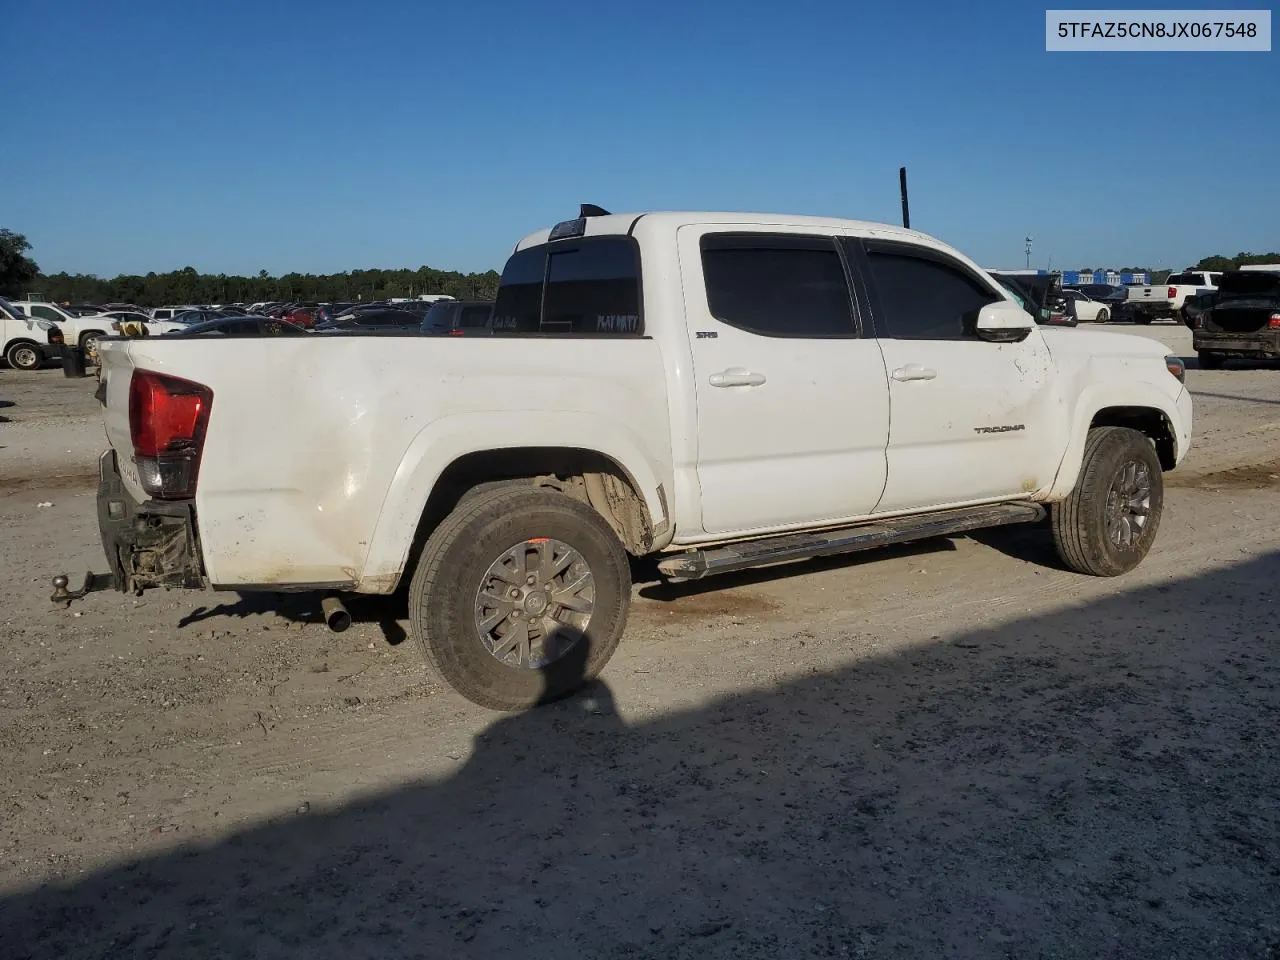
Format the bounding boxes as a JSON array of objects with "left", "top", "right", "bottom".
[
  {"left": 408, "top": 485, "right": 631, "bottom": 711},
  {"left": 5, "top": 341, "right": 42, "bottom": 371},
  {"left": 1051, "top": 426, "right": 1164, "bottom": 577},
  {"left": 1095, "top": 308, "right": 1109, "bottom": 324}
]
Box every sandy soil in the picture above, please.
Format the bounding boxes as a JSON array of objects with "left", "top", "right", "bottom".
[{"left": 1, "top": 323, "right": 1278, "bottom": 958}]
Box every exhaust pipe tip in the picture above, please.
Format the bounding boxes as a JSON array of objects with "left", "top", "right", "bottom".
[{"left": 321, "top": 595, "right": 352, "bottom": 633}]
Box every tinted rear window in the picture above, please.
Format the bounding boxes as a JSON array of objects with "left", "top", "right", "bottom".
[
  {"left": 1167, "top": 273, "right": 1206, "bottom": 285},
  {"left": 492, "top": 237, "right": 642, "bottom": 335}
]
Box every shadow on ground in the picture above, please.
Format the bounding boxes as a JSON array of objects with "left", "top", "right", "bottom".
[{"left": 8, "top": 553, "right": 1279, "bottom": 959}]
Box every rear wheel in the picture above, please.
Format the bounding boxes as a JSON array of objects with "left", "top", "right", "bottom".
[
  {"left": 408, "top": 486, "right": 631, "bottom": 711},
  {"left": 5, "top": 341, "right": 42, "bottom": 371},
  {"left": 1051, "top": 427, "right": 1164, "bottom": 577},
  {"left": 1198, "top": 351, "right": 1224, "bottom": 370}
]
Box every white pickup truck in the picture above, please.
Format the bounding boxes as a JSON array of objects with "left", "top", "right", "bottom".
[
  {"left": 2, "top": 296, "right": 65, "bottom": 370},
  {"left": 9, "top": 301, "right": 115, "bottom": 354},
  {"left": 88, "top": 208, "right": 1193, "bottom": 710},
  {"left": 1165, "top": 270, "right": 1222, "bottom": 325}
]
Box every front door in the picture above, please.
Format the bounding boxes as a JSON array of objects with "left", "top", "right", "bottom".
[
  {"left": 850, "top": 239, "right": 1060, "bottom": 513},
  {"left": 679, "top": 227, "right": 891, "bottom": 536}
]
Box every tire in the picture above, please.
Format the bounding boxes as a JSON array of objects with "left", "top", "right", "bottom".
[
  {"left": 1198, "top": 351, "right": 1224, "bottom": 370},
  {"left": 1133, "top": 315, "right": 1152, "bottom": 325},
  {"left": 1095, "top": 308, "right": 1109, "bottom": 324},
  {"left": 1051, "top": 426, "right": 1164, "bottom": 577},
  {"left": 408, "top": 485, "right": 631, "bottom": 711},
  {"left": 5, "top": 341, "right": 42, "bottom": 371}
]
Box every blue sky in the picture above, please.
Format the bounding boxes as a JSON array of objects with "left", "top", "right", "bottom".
[{"left": 5, "top": 0, "right": 1277, "bottom": 277}]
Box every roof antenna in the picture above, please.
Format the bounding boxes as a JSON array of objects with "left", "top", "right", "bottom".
[
  {"left": 580, "top": 203, "right": 611, "bottom": 218},
  {"left": 898, "top": 167, "right": 910, "bottom": 229}
]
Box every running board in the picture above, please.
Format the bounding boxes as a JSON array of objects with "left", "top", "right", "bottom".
[{"left": 657, "top": 502, "right": 1046, "bottom": 581}]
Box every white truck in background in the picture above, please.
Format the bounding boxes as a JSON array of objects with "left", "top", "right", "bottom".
[
  {"left": 84, "top": 207, "right": 1193, "bottom": 711},
  {"left": 9, "top": 300, "right": 115, "bottom": 355},
  {"left": 1, "top": 296, "right": 65, "bottom": 370},
  {"left": 1165, "top": 270, "right": 1223, "bottom": 321}
]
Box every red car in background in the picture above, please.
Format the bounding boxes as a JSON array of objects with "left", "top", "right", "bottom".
[{"left": 283, "top": 306, "right": 317, "bottom": 329}]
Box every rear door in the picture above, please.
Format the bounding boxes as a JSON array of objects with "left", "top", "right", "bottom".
[
  {"left": 849, "top": 238, "right": 1059, "bottom": 512},
  {"left": 678, "top": 227, "right": 890, "bottom": 536}
]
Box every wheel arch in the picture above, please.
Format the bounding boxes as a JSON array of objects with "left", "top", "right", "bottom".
[
  {"left": 357, "top": 418, "right": 672, "bottom": 594},
  {"left": 4, "top": 338, "right": 44, "bottom": 368},
  {"left": 1042, "top": 387, "right": 1185, "bottom": 501}
]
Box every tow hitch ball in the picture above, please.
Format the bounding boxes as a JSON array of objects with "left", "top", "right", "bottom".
[{"left": 50, "top": 572, "right": 116, "bottom": 607}]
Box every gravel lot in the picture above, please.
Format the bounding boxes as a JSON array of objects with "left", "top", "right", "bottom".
[{"left": 1, "top": 322, "right": 1278, "bottom": 958}]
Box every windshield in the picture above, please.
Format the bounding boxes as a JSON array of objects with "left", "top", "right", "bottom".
[{"left": 0, "top": 296, "right": 19, "bottom": 321}]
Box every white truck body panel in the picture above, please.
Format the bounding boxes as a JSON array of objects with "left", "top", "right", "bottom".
[{"left": 94, "top": 210, "right": 1193, "bottom": 594}]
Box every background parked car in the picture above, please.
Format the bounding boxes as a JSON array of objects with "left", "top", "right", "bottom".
[
  {"left": 1060, "top": 288, "right": 1114, "bottom": 323},
  {"left": 1166, "top": 270, "right": 1223, "bottom": 324},
  {"left": 1, "top": 296, "right": 64, "bottom": 370},
  {"left": 161, "top": 316, "right": 312, "bottom": 337},
  {"left": 9, "top": 300, "right": 115, "bottom": 353},
  {"left": 313, "top": 308, "right": 424, "bottom": 333},
  {"left": 1063, "top": 283, "right": 1130, "bottom": 321},
  {"left": 421, "top": 299, "right": 494, "bottom": 334},
  {"left": 150, "top": 305, "right": 200, "bottom": 322},
  {"left": 1192, "top": 270, "right": 1280, "bottom": 368}
]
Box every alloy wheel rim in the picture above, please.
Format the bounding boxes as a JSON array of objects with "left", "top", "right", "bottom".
[
  {"left": 474, "top": 538, "right": 594, "bottom": 669},
  {"left": 1105, "top": 460, "right": 1151, "bottom": 547}
]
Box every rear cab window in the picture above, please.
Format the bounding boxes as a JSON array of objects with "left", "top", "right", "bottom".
[{"left": 492, "top": 236, "right": 642, "bottom": 336}]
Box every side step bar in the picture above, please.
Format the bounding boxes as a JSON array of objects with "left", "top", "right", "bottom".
[{"left": 656, "top": 502, "right": 1046, "bottom": 581}]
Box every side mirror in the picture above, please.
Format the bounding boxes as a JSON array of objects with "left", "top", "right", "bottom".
[{"left": 975, "top": 300, "right": 1035, "bottom": 343}]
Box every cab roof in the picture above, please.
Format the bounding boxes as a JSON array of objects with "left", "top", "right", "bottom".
[{"left": 513, "top": 210, "right": 941, "bottom": 252}]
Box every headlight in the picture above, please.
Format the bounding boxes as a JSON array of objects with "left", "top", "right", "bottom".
[
  {"left": 1165, "top": 356, "right": 1186, "bottom": 383},
  {"left": 35, "top": 318, "right": 55, "bottom": 331}
]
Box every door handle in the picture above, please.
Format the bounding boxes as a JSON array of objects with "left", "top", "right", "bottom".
[
  {"left": 709, "top": 368, "right": 767, "bottom": 388},
  {"left": 891, "top": 364, "right": 938, "bottom": 382}
]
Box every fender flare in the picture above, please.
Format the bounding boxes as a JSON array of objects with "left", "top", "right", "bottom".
[
  {"left": 357, "top": 411, "right": 670, "bottom": 592},
  {"left": 1042, "top": 382, "right": 1183, "bottom": 501}
]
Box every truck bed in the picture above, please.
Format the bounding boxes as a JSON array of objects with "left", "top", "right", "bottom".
[{"left": 96, "top": 335, "right": 673, "bottom": 591}]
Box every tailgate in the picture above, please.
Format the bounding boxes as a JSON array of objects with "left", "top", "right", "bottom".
[{"left": 96, "top": 340, "right": 147, "bottom": 502}]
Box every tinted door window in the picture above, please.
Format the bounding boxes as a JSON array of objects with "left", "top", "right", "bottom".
[
  {"left": 864, "top": 248, "right": 1001, "bottom": 340},
  {"left": 32, "top": 306, "right": 62, "bottom": 322},
  {"left": 699, "top": 234, "right": 856, "bottom": 338}
]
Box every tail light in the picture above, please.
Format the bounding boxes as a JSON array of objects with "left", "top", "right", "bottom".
[
  {"left": 1269, "top": 314, "right": 1280, "bottom": 329},
  {"left": 1167, "top": 286, "right": 1177, "bottom": 299},
  {"left": 128, "top": 370, "right": 213, "bottom": 499}
]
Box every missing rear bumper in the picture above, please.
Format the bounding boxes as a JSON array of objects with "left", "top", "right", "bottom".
[{"left": 97, "top": 449, "right": 204, "bottom": 594}]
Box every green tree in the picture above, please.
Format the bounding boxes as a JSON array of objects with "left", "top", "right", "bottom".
[{"left": 0, "top": 228, "right": 41, "bottom": 296}]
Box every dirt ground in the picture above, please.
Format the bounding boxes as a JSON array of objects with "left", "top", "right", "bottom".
[{"left": 1, "top": 323, "right": 1278, "bottom": 959}]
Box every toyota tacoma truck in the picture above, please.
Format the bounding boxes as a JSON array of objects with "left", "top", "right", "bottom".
[{"left": 87, "top": 207, "right": 1193, "bottom": 710}]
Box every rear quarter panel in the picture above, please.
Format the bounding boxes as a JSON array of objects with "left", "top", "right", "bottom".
[{"left": 117, "top": 336, "right": 673, "bottom": 590}]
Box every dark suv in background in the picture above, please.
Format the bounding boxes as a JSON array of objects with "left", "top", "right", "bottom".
[{"left": 421, "top": 300, "right": 494, "bottom": 335}]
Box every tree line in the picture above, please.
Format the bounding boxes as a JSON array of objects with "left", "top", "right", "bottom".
[
  {"left": 24, "top": 265, "right": 501, "bottom": 307},
  {"left": 4, "top": 227, "right": 1278, "bottom": 308},
  {"left": 0, "top": 228, "right": 500, "bottom": 307}
]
